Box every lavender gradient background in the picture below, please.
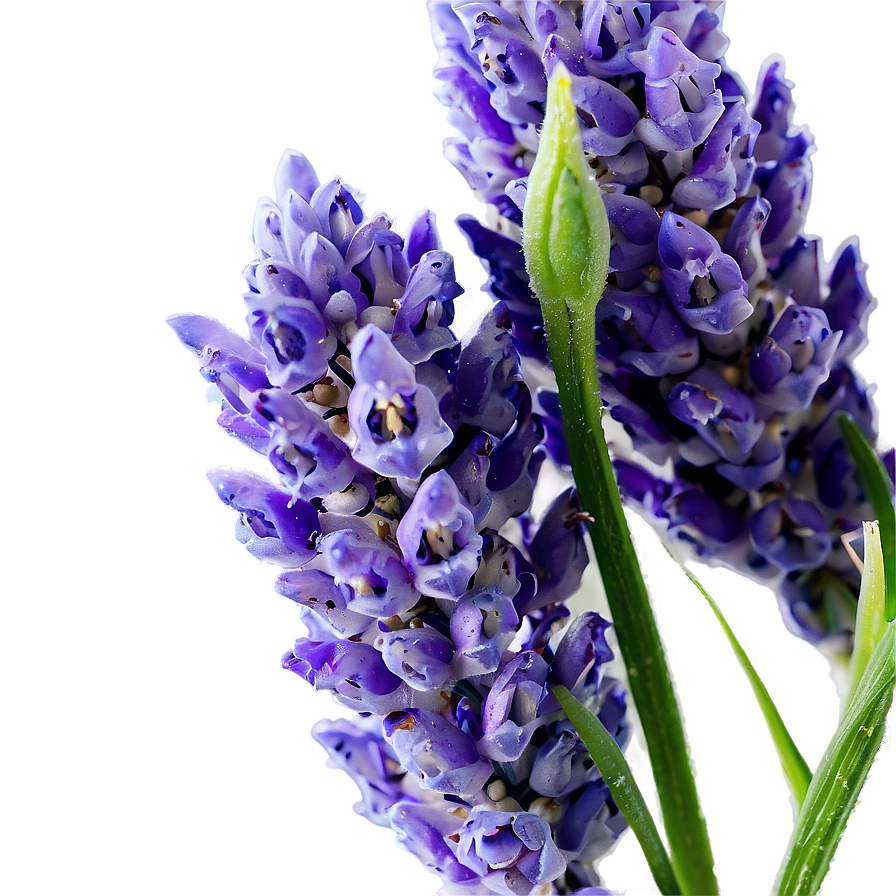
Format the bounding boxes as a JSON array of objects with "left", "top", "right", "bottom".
[{"left": 0, "top": 0, "right": 894, "bottom": 894}]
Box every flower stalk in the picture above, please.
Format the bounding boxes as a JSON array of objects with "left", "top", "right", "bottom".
[{"left": 523, "top": 64, "right": 717, "bottom": 896}]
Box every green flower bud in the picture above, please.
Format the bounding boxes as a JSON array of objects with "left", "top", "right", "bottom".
[{"left": 522, "top": 63, "right": 609, "bottom": 321}]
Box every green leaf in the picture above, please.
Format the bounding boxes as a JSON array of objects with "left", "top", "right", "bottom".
[
  {"left": 774, "top": 622, "right": 894, "bottom": 895},
  {"left": 845, "top": 521, "right": 889, "bottom": 706},
  {"left": 553, "top": 685, "right": 681, "bottom": 896},
  {"left": 522, "top": 63, "right": 718, "bottom": 896},
  {"left": 838, "top": 413, "right": 895, "bottom": 621},
  {"left": 678, "top": 562, "right": 812, "bottom": 805}
]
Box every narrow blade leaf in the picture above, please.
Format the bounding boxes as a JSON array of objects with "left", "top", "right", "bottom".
[
  {"left": 523, "top": 65, "right": 718, "bottom": 895},
  {"left": 838, "top": 413, "right": 895, "bottom": 621},
  {"left": 553, "top": 685, "right": 681, "bottom": 896},
  {"left": 679, "top": 563, "right": 811, "bottom": 805},
  {"left": 846, "top": 521, "right": 889, "bottom": 705},
  {"left": 774, "top": 622, "right": 894, "bottom": 894}
]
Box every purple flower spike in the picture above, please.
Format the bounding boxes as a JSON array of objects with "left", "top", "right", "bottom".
[
  {"left": 427, "top": 0, "right": 885, "bottom": 651},
  {"left": 173, "top": 147, "right": 632, "bottom": 892},
  {"left": 383, "top": 709, "right": 493, "bottom": 798},
  {"left": 319, "top": 527, "right": 419, "bottom": 618},
  {"left": 452, "top": 809, "right": 566, "bottom": 895},
  {"left": 374, "top": 626, "right": 455, "bottom": 692},
  {"left": 397, "top": 471, "right": 482, "bottom": 599},
  {"left": 207, "top": 469, "right": 318, "bottom": 567},
  {"left": 750, "top": 305, "right": 841, "bottom": 412},
  {"left": 630, "top": 28, "right": 724, "bottom": 153},
  {"left": 749, "top": 497, "right": 832, "bottom": 573},
  {"left": 348, "top": 325, "right": 452, "bottom": 480},
  {"left": 658, "top": 213, "right": 752, "bottom": 335}
]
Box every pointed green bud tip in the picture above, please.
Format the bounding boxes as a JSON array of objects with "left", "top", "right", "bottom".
[
  {"left": 845, "top": 520, "right": 888, "bottom": 707},
  {"left": 522, "top": 62, "right": 610, "bottom": 318}
]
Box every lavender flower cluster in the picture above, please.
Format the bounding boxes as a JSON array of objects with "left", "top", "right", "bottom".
[
  {"left": 429, "top": 0, "right": 889, "bottom": 651},
  {"left": 169, "top": 151, "right": 629, "bottom": 894}
]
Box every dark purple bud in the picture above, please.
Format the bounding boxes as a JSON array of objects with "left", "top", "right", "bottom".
[
  {"left": 822, "top": 240, "right": 874, "bottom": 361},
  {"left": 752, "top": 57, "right": 796, "bottom": 164},
  {"left": 549, "top": 612, "right": 614, "bottom": 693},
  {"left": 347, "top": 325, "right": 452, "bottom": 479},
  {"left": 603, "top": 192, "right": 661, "bottom": 274},
  {"left": 721, "top": 196, "right": 771, "bottom": 281},
  {"left": 403, "top": 209, "right": 441, "bottom": 268},
  {"left": 615, "top": 459, "right": 671, "bottom": 519},
  {"left": 664, "top": 488, "right": 746, "bottom": 553},
  {"left": 529, "top": 721, "right": 594, "bottom": 798},
  {"left": 207, "top": 469, "right": 318, "bottom": 566},
  {"left": 383, "top": 708, "right": 492, "bottom": 798},
  {"left": 773, "top": 237, "right": 822, "bottom": 307},
  {"left": 520, "top": 489, "right": 589, "bottom": 607},
  {"left": 481, "top": 390, "right": 545, "bottom": 529},
  {"left": 757, "top": 129, "right": 814, "bottom": 260},
  {"left": 749, "top": 497, "right": 832, "bottom": 572},
  {"left": 553, "top": 780, "right": 617, "bottom": 864}
]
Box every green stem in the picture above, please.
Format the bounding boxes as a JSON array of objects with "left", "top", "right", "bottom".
[
  {"left": 553, "top": 685, "right": 681, "bottom": 895},
  {"left": 774, "top": 623, "right": 894, "bottom": 894},
  {"left": 543, "top": 303, "right": 718, "bottom": 895}
]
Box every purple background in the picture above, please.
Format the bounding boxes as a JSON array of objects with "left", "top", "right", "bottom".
[{"left": 0, "top": 0, "right": 894, "bottom": 894}]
